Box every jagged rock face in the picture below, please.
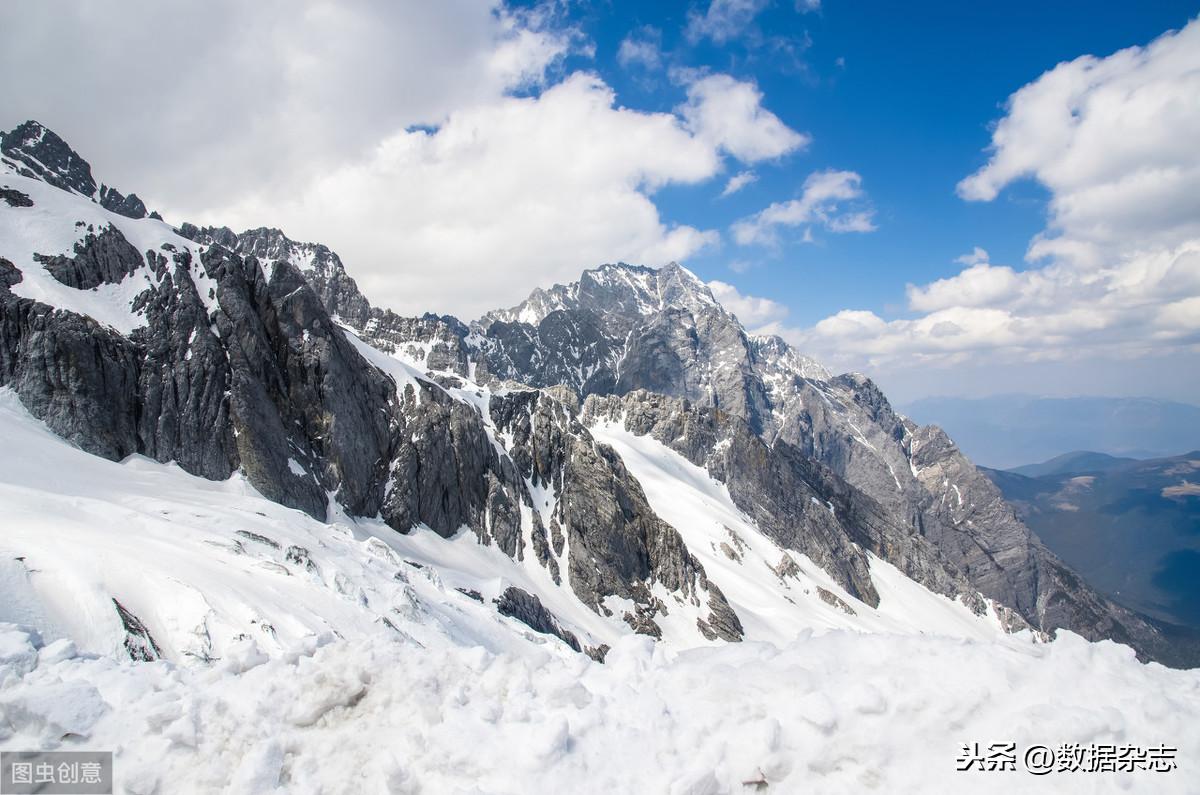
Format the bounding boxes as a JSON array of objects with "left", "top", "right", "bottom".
[
  {"left": 133, "top": 248, "right": 236, "bottom": 481},
  {"left": 364, "top": 313, "right": 470, "bottom": 377},
  {"left": 0, "top": 213, "right": 397, "bottom": 518},
  {"left": 1, "top": 120, "right": 97, "bottom": 197},
  {"left": 34, "top": 225, "right": 144, "bottom": 289},
  {"left": 2, "top": 120, "right": 147, "bottom": 218},
  {"left": 474, "top": 262, "right": 772, "bottom": 433},
  {"left": 775, "top": 372, "right": 1175, "bottom": 662},
  {"left": 479, "top": 265, "right": 1183, "bottom": 662},
  {"left": 209, "top": 249, "right": 399, "bottom": 518},
  {"left": 98, "top": 185, "right": 148, "bottom": 219},
  {"left": 908, "top": 424, "right": 1042, "bottom": 615},
  {"left": 178, "top": 224, "right": 473, "bottom": 377},
  {"left": 382, "top": 384, "right": 516, "bottom": 544},
  {"left": 179, "top": 225, "right": 373, "bottom": 329},
  {"left": 582, "top": 390, "right": 988, "bottom": 614},
  {"left": 0, "top": 287, "right": 144, "bottom": 460},
  {"left": 488, "top": 388, "right": 741, "bottom": 640},
  {"left": 0, "top": 120, "right": 1190, "bottom": 664}
]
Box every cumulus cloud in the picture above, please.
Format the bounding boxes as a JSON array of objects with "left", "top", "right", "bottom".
[
  {"left": 617, "top": 26, "right": 663, "bottom": 71},
  {"left": 211, "top": 69, "right": 805, "bottom": 318},
  {"left": 708, "top": 280, "right": 790, "bottom": 329},
  {"left": 721, "top": 170, "right": 759, "bottom": 197},
  {"left": 679, "top": 74, "right": 809, "bottom": 163},
  {"left": 786, "top": 18, "right": 1200, "bottom": 379},
  {"left": 211, "top": 73, "right": 742, "bottom": 318},
  {"left": 0, "top": 0, "right": 575, "bottom": 212},
  {"left": 956, "top": 17, "right": 1200, "bottom": 261},
  {"left": 732, "top": 169, "right": 875, "bottom": 245},
  {"left": 0, "top": 2, "right": 815, "bottom": 321}
]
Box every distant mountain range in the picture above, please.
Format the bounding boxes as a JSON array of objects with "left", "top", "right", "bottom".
[
  {"left": 984, "top": 451, "right": 1200, "bottom": 632},
  {"left": 900, "top": 395, "right": 1200, "bottom": 469}
]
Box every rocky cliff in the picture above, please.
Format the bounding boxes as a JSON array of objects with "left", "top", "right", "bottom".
[{"left": 1, "top": 120, "right": 1190, "bottom": 665}]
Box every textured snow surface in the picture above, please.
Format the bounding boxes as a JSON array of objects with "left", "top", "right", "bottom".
[
  {"left": 589, "top": 418, "right": 1014, "bottom": 640},
  {"left": 2, "top": 623, "right": 1198, "bottom": 794},
  {"left": 1, "top": 391, "right": 1199, "bottom": 792},
  {"left": 0, "top": 169, "right": 208, "bottom": 335}
]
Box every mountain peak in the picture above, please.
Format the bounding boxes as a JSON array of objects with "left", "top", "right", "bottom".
[
  {"left": 2, "top": 120, "right": 149, "bottom": 219},
  {"left": 480, "top": 261, "right": 718, "bottom": 328},
  {"left": 2, "top": 119, "right": 97, "bottom": 198}
]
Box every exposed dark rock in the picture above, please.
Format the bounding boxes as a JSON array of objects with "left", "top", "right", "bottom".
[
  {"left": 33, "top": 224, "right": 144, "bottom": 289},
  {"left": 98, "top": 184, "right": 148, "bottom": 219},
  {"left": 1, "top": 186, "right": 32, "bottom": 207},
  {"left": 0, "top": 258, "right": 22, "bottom": 290},
  {"left": 703, "top": 584, "right": 744, "bottom": 641},
  {"left": 112, "top": 598, "right": 162, "bottom": 662},
  {"left": 489, "top": 388, "right": 738, "bottom": 632},
  {"left": 2, "top": 120, "right": 97, "bottom": 196},
  {"left": 456, "top": 587, "right": 484, "bottom": 603},
  {"left": 237, "top": 530, "right": 280, "bottom": 549},
  {"left": 817, "top": 586, "right": 857, "bottom": 616},
  {"left": 2, "top": 121, "right": 149, "bottom": 218},
  {"left": 585, "top": 644, "right": 610, "bottom": 663},
  {"left": 494, "top": 586, "right": 581, "bottom": 652},
  {"left": 285, "top": 545, "right": 319, "bottom": 574}
]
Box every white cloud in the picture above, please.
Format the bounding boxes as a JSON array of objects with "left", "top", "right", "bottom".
[
  {"left": 707, "top": 280, "right": 789, "bottom": 329},
  {"left": 685, "top": 0, "right": 771, "bottom": 45},
  {"left": 787, "top": 18, "right": 1200, "bottom": 381},
  {"left": 617, "top": 26, "right": 663, "bottom": 71},
  {"left": 732, "top": 169, "right": 875, "bottom": 245},
  {"left": 906, "top": 262, "right": 1022, "bottom": 313},
  {"left": 720, "top": 170, "right": 758, "bottom": 197},
  {"left": 955, "top": 246, "right": 989, "bottom": 266},
  {"left": 210, "top": 73, "right": 741, "bottom": 319},
  {"left": 0, "top": 1, "right": 576, "bottom": 213},
  {"left": 957, "top": 17, "right": 1200, "bottom": 261},
  {"left": 0, "top": 2, "right": 820, "bottom": 322},
  {"left": 679, "top": 74, "right": 809, "bottom": 163}
]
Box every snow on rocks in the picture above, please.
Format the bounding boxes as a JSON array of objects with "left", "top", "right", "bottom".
[
  {"left": 0, "top": 307, "right": 1197, "bottom": 792},
  {"left": 0, "top": 168, "right": 208, "bottom": 335}
]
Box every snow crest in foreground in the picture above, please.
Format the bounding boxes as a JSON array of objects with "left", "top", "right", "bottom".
[{"left": 2, "top": 622, "right": 1198, "bottom": 794}]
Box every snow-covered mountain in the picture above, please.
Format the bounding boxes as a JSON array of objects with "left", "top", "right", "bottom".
[{"left": 2, "top": 121, "right": 1199, "bottom": 793}]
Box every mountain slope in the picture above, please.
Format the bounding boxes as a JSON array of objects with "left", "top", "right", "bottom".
[
  {"left": 0, "top": 119, "right": 1191, "bottom": 668},
  {"left": 459, "top": 257, "right": 1184, "bottom": 663},
  {"left": 4, "top": 118, "right": 1200, "bottom": 793},
  {"left": 1, "top": 338, "right": 1197, "bottom": 795},
  {"left": 0, "top": 121, "right": 1010, "bottom": 656}
]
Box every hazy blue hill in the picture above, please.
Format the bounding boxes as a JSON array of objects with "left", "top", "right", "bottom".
[
  {"left": 900, "top": 395, "right": 1200, "bottom": 469},
  {"left": 1010, "top": 450, "right": 1139, "bottom": 478},
  {"left": 983, "top": 451, "right": 1200, "bottom": 630}
]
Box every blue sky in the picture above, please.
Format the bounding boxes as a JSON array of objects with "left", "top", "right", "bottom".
[
  {"left": 541, "top": 0, "right": 1198, "bottom": 328},
  {"left": 3, "top": 1, "right": 1198, "bottom": 402}
]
